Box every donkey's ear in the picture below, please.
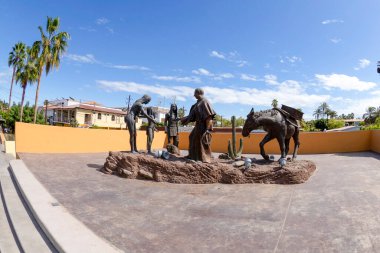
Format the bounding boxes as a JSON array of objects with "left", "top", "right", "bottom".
[{"left": 250, "top": 107, "right": 254, "bottom": 113}]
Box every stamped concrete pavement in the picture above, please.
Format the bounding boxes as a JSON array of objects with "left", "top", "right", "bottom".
[{"left": 19, "top": 152, "right": 380, "bottom": 253}]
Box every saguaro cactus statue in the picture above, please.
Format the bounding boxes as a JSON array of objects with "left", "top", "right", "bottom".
[{"left": 228, "top": 116, "right": 243, "bottom": 159}]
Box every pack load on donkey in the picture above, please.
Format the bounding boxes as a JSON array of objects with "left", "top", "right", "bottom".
[{"left": 274, "top": 105, "right": 304, "bottom": 128}]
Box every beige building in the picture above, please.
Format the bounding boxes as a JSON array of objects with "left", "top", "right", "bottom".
[
  {"left": 42, "top": 98, "right": 142, "bottom": 129},
  {"left": 140, "top": 106, "right": 170, "bottom": 124}
]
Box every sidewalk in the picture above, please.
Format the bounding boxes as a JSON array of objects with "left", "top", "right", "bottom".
[{"left": 19, "top": 151, "right": 380, "bottom": 252}]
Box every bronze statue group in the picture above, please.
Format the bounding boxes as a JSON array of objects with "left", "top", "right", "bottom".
[
  {"left": 125, "top": 88, "right": 216, "bottom": 163},
  {"left": 125, "top": 87, "right": 301, "bottom": 164}
]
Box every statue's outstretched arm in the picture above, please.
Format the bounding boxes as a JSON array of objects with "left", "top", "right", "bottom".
[{"left": 141, "top": 109, "right": 158, "bottom": 124}]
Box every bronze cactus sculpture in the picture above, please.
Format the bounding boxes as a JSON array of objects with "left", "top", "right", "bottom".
[{"left": 228, "top": 116, "right": 244, "bottom": 160}]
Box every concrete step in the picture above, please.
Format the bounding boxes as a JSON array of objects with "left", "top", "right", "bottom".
[
  {"left": 9, "top": 160, "right": 123, "bottom": 253},
  {"left": 0, "top": 180, "right": 19, "bottom": 253},
  {"left": 0, "top": 156, "right": 55, "bottom": 253}
]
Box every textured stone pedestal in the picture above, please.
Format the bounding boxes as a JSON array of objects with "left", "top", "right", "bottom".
[{"left": 102, "top": 152, "right": 316, "bottom": 184}]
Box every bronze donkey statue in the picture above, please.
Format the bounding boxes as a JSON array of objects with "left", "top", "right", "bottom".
[{"left": 242, "top": 107, "right": 301, "bottom": 162}]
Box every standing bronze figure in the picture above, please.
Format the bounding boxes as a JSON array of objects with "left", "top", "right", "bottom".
[
  {"left": 242, "top": 106, "right": 301, "bottom": 161},
  {"left": 164, "top": 103, "right": 179, "bottom": 147},
  {"left": 125, "top": 95, "right": 157, "bottom": 153},
  {"left": 181, "top": 88, "right": 216, "bottom": 163},
  {"left": 146, "top": 107, "right": 158, "bottom": 154}
]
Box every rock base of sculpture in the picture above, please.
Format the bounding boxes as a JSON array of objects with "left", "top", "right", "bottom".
[{"left": 101, "top": 152, "right": 316, "bottom": 184}]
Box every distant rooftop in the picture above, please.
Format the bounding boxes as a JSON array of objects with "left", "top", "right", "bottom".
[{"left": 44, "top": 98, "right": 127, "bottom": 115}]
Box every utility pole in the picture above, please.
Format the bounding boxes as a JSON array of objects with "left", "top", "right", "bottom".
[
  {"left": 126, "top": 95, "right": 131, "bottom": 112},
  {"left": 44, "top": 100, "right": 48, "bottom": 124}
]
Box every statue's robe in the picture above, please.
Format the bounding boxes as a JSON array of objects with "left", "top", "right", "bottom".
[{"left": 183, "top": 98, "right": 216, "bottom": 163}]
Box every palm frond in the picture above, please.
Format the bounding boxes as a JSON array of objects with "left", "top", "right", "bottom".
[
  {"left": 38, "top": 26, "right": 47, "bottom": 40},
  {"left": 47, "top": 16, "right": 60, "bottom": 37}
]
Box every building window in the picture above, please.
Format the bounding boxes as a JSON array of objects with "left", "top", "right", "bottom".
[
  {"left": 98, "top": 113, "right": 102, "bottom": 120},
  {"left": 111, "top": 115, "right": 115, "bottom": 121}
]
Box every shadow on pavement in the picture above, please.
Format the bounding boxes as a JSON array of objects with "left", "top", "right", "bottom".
[
  {"left": 330, "top": 151, "right": 380, "bottom": 160},
  {"left": 87, "top": 163, "right": 103, "bottom": 170}
]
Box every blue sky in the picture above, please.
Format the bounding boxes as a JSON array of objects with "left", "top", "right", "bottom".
[{"left": 0, "top": 0, "right": 379, "bottom": 119}]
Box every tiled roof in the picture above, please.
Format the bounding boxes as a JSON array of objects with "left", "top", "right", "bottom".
[{"left": 45, "top": 104, "right": 128, "bottom": 115}]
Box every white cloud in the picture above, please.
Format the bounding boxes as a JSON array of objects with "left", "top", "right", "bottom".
[
  {"left": 209, "top": 51, "right": 225, "bottom": 59},
  {"left": 287, "top": 56, "right": 301, "bottom": 63},
  {"left": 330, "top": 38, "right": 341, "bottom": 44},
  {"left": 192, "top": 68, "right": 213, "bottom": 76},
  {"left": 315, "top": 73, "right": 376, "bottom": 91},
  {"left": 97, "top": 80, "right": 194, "bottom": 101},
  {"left": 0, "top": 71, "right": 10, "bottom": 78},
  {"left": 264, "top": 74, "right": 279, "bottom": 85},
  {"left": 96, "top": 17, "right": 109, "bottom": 25},
  {"left": 236, "top": 60, "right": 248, "bottom": 67},
  {"left": 65, "top": 53, "right": 150, "bottom": 71},
  {"left": 152, "top": 75, "right": 201, "bottom": 83},
  {"left": 218, "top": 73, "right": 234, "bottom": 79},
  {"left": 241, "top": 74, "right": 257, "bottom": 81},
  {"left": 321, "top": 19, "right": 344, "bottom": 25},
  {"left": 79, "top": 26, "right": 96, "bottom": 32},
  {"left": 192, "top": 68, "right": 234, "bottom": 80},
  {"left": 97, "top": 79, "right": 329, "bottom": 109},
  {"left": 65, "top": 54, "right": 98, "bottom": 64},
  {"left": 211, "top": 72, "right": 234, "bottom": 81},
  {"left": 110, "top": 65, "right": 150, "bottom": 71},
  {"left": 354, "top": 59, "right": 371, "bottom": 70},
  {"left": 207, "top": 80, "right": 329, "bottom": 107},
  {"left": 0, "top": 69, "right": 12, "bottom": 84},
  {"left": 106, "top": 27, "right": 114, "bottom": 34},
  {"left": 280, "top": 56, "right": 302, "bottom": 64},
  {"left": 332, "top": 94, "right": 380, "bottom": 117},
  {"left": 209, "top": 50, "right": 248, "bottom": 67}
]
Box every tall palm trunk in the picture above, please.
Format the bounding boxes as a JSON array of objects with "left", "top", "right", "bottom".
[
  {"left": 20, "top": 85, "right": 26, "bottom": 122},
  {"left": 33, "top": 67, "right": 42, "bottom": 123},
  {"left": 8, "top": 66, "right": 16, "bottom": 109}
]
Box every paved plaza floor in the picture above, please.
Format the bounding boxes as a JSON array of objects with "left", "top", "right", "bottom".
[{"left": 19, "top": 152, "right": 380, "bottom": 253}]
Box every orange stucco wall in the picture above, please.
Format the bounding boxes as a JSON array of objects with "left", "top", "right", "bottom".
[
  {"left": 15, "top": 122, "right": 166, "bottom": 153},
  {"left": 15, "top": 122, "right": 380, "bottom": 154},
  {"left": 371, "top": 130, "right": 380, "bottom": 153},
  {"left": 178, "top": 130, "right": 373, "bottom": 154}
]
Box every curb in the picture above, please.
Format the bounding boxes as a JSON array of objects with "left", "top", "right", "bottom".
[{"left": 9, "top": 160, "right": 123, "bottom": 253}]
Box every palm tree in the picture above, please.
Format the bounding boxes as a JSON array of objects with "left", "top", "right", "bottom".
[
  {"left": 271, "top": 98, "right": 278, "bottom": 108},
  {"left": 363, "top": 106, "right": 379, "bottom": 124},
  {"left": 363, "top": 106, "right": 376, "bottom": 119},
  {"left": 8, "top": 42, "right": 27, "bottom": 109},
  {"left": 313, "top": 108, "right": 322, "bottom": 119},
  {"left": 318, "top": 102, "right": 330, "bottom": 119},
  {"left": 327, "top": 110, "right": 337, "bottom": 119},
  {"left": 31, "top": 16, "right": 70, "bottom": 123},
  {"left": 329, "top": 110, "right": 338, "bottom": 119},
  {"left": 16, "top": 47, "right": 38, "bottom": 122}
]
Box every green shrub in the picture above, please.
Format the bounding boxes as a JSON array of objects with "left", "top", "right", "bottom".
[
  {"left": 361, "top": 117, "right": 380, "bottom": 130},
  {"left": 327, "top": 119, "right": 345, "bottom": 130},
  {"left": 314, "top": 119, "right": 328, "bottom": 131},
  {"left": 301, "top": 120, "right": 316, "bottom": 132},
  {"left": 0, "top": 102, "right": 45, "bottom": 133}
]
